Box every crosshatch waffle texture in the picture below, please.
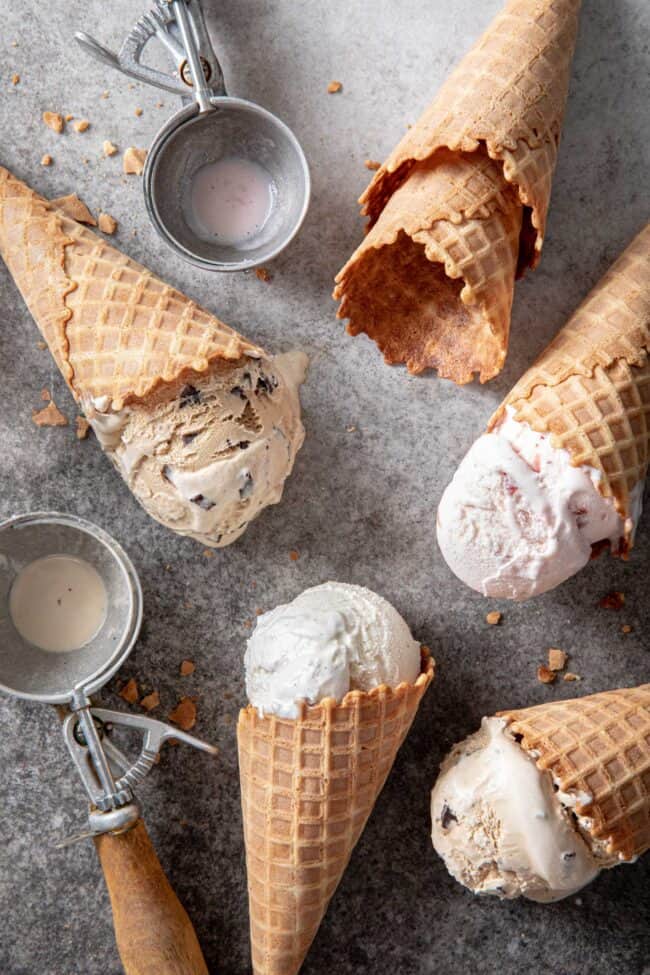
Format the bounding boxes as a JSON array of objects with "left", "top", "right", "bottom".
[
  {"left": 335, "top": 151, "right": 523, "bottom": 382},
  {"left": 491, "top": 223, "right": 650, "bottom": 541},
  {"left": 237, "top": 650, "right": 435, "bottom": 975},
  {"left": 334, "top": 0, "right": 581, "bottom": 383},
  {"left": 500, "top": 684, "right": 650, "bottom": 861},
  {"left": 0, "top": 165, "right": 262, "bottom": 412}
]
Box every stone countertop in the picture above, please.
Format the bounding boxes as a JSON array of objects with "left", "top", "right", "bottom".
[{"left": 0, "top": 1, "right": 648, "bottom": 973}]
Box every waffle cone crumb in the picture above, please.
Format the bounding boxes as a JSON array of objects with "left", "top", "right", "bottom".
[
  {"left": 43, "top": 111, "right": 64, "bottom": 133},
  {"left": 548, "top": 648, "right": 567, "bottom": 671},
  {"left": 119, "top": 677, "right": 139, "bottom": 704},
  {"left": 140, "top": 690, "right": 160, "bottom": 711},
  {"left": 32, "top": 401, "right": 67, "bottom": 427},
  {"left": 537, "top": 665, "right": 556, "bottom": 684},
  {"left": 169, "top": 697, "right": 197, "bottom": 731}
]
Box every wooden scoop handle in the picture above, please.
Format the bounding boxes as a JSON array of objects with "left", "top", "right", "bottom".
[{"left": 94, "top": 819, "right": 209, "bottom": 975}]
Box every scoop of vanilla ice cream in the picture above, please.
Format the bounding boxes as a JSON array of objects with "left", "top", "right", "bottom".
[
  {"left": 436, "top": 407, "right": 641, "bottom": 600},
  {"left": 88, "top": 351, "right": 307, "bottom": 547},
  {"left": 431, "top": 717, "right": 600, "bottom": 902},
  {"left": 244, "top": 582, "right": 421, "bottom": 718}
]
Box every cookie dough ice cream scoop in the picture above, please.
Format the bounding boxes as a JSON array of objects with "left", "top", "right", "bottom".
[
  {"left": 431, "top": 685, "right": 650, "bottom": 902},
  {"left": 0, "top": 165, "right": 307, "bottom": 547},
  {"left": 90, "top": 352, "right": 306, "bottom": 547},
  {"left": 437, "top": 224, "right": 650, "bottom": 600}
]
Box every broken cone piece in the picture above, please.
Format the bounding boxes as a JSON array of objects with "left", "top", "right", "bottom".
[{"left": 169, "top": 697, "right": 197, "bottom": 731}]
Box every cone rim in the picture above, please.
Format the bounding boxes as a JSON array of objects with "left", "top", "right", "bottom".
[{"left": 239, "top": 645, "right": 434, "bottom": 724}]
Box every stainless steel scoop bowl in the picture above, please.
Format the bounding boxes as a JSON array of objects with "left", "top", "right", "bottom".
[
  {"left": 76, "top": 0, "right": 310, "bottom": 271},
  {"left": 145, "top": 96, "right": 310, "bottom": 271},
  {"left": 0, "top": 511, "right": 142, "bottom": 704}
]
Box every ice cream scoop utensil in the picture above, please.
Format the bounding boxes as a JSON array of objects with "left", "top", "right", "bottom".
[
  {"left": 75, "top": 0, "right": 310, "bottom": 271},
  {"left": 0, "top": 512, "right": 214, "bottom": 975}
]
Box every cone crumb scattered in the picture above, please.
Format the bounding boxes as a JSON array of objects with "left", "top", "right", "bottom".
[
  {"left": 43, "top": 111, "right": 63, "bottom": 133},
  {"left": 119, "top": 677, "right": 139, "bottom": 704},
  {"left": 548, "top": 648, "right": 567, "bottom": 671},
  {"left": 169, "top": 697, "right": 197, "bottom": 731},
  {"left": 600, "top": 591, "right": 626, "bottom": 610},
  {"left": 140, "top": 690, "right": 160, "bottom": 711},
  {"left": 537, "top": 665, "right": 556, "bottom": 685},
  {"left": 123, "top": 147, "right": 147, "bottom": 175},
  {"left": 98, "top": 212, "right": 117, "bottom": 235},
  {"left": 32, "top": 401, "right": 67, "bottom": 427}
]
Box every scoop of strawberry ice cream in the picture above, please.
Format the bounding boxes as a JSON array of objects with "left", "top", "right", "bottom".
[{"left": 436, "top": 408, "right": 641, "bottom": 600}]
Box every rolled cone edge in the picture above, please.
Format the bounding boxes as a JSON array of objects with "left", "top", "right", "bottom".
[
  {"left": 357, "top": 0, "right": 582, "bottom": 266},
  {"left": 334, "top": 153, "right": 523, "bottom": 383}
]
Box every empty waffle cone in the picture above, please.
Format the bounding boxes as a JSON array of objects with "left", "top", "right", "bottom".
[
  {"left": 499, "top": 684, "right": 650, "bottom": 862},
  {"left": 237, "top": 648, "right": 434, "bottom": 975},
  {"left": 0, "top": 165, "right": 262, "bottom": 412},
  {"left": 334, "top": 0, "right": 581, "bottom": 383},
  {"left": 490, "top": 222, "right": 650, "bottom": 549}
]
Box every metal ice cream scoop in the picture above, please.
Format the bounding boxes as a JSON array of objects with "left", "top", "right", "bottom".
[
  {"left": 0, "top": 511, "right": 216, "bottom": 975},
  {"left": 75, "top": 0, "right": 310, "bottom": 272}
]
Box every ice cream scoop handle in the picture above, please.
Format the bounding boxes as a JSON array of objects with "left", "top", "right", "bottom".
[{"left": 94, "top": 819, "right": 209, "bottom": 975}]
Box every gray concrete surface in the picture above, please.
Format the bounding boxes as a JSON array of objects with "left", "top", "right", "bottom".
[{"left": 0, "top": 1, "right": 649, "bottom": 973}]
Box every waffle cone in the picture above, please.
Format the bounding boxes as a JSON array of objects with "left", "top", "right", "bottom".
[
  {"left": 237, "top": 649, "right": 434, "bottom": 975},
  {"left": 334, "top": 0, "right": 580, "bottom": 383},
  {"left": 0, "top": 165, "right": 262, "bottom": 412},
  {"left": 499, "top": 684, "right": 650, "bottom": 862},
  {"left": 490, "top": 223, "right": 650, "bottom": 545}
]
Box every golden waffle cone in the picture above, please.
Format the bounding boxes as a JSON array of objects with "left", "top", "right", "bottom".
[
  {"left": 237, "top": 649, "right": 434, "bottom": 975},
  {"left": 499, "top": 684, "right": 650, "bottom": 862},
  {"left": 490, "top": 223, "right": 650, "bottom": 545},
  {"left": 334, "top": 0, "right": 581, "bottom": 383},
  {"left": 0, "top": 165, "right": 262, "bottom": 412}
]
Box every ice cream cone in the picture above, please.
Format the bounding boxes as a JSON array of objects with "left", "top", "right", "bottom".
[
  {"left": 237, "top": 648, "right": 434, "bottom": 975},
  {"left": 490, "top": 222, "right": 650, "bottom": 547},
  {"left": 499, "top": 684, "right": 650, "bottom": 862},
  {"left": 334, "top": 0, "right": 581, "bottom": 383},
  {"left": 0, "top": 165, "right": 262, "bottom": 412}
]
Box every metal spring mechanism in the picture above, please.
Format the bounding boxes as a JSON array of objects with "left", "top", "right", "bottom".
[
  {"left": 61, "top": 699, "right": 217, "bottom": 843},
  {"left": 74, "top": 0, "right": 225, "bottom": 99}
]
